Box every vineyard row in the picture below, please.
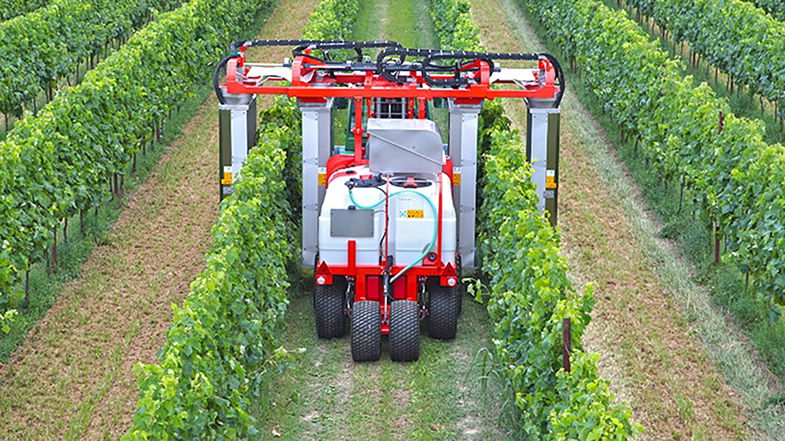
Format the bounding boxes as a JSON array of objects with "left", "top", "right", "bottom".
[
  {"left": 522, "top": 0, "right": 785, "bottom": 309},
  {"left": 0, "top": 0, "right": 185, "bottom": 120},
  {"left": 431, "top": 0, "right": 640, "bottom": 438},
  {"left": 0, "top": 0, "right": 49, "bottom": 21},
  {"left": 622, "top": 0, "right": 785, "bottom": 113},
  {"left": 122, "top": 1, "right": 358, "bottom": 438},
  {"left": 0, "top": 0, "right": 274, "bottom": 333}
]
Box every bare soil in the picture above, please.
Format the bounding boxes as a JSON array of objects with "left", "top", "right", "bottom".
[
  {"left": 467, "top": 0, "right": 749, "bottom": 439},
  {"left": 0, "top": 1, "right": 320, "bottom": 439}
]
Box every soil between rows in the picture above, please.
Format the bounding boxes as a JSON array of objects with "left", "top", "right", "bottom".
[
  {"left": 0, "top": 1, "right": 320, "bottom": 439},
  {"left": 467, "top": 0, "right": 756, "bottom": 439}
]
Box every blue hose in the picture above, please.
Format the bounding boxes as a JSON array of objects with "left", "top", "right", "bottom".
[{"left": 348, "top": 188, "right": 438, "bottom": 282}]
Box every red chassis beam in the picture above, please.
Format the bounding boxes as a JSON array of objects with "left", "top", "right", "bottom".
[
  {"left": 315, "top": 257, "right": 459, "bottom": 336},
  {"left": 222, "top": 53, "right": 560, "bottom": 101},
  {"left": 315, "top": 264, "right": 458, "bottom": 298}
]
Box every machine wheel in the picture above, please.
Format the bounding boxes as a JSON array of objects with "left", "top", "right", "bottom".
[
  {"left": 314, "top": 277, "right": 347, "bottom": 339},
  {"left": 351, "top": 301, "right": 381, "bottom": 362},
  {"left": 389, "top": 300, "right": 420, "bottom": 362},
  {"left": 427, "top": 279, "right": 460, "bottom": 340}
]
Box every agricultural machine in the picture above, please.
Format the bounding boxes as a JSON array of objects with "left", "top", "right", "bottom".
[{"left": 214, "top": 40, "right": 564, "bottom": 362}]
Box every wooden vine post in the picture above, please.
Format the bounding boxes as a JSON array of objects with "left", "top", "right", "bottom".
[
  {"left": 24, "top": 271, "right": 30, "bottom": 304},
  {"left": 562, "top": 318, "right": 572, "bottom": 372},
  {"left": 715, "top": 112, "right": 725, "bottom": 265},
  {"left": 52, "top": 228, "right": 58, "bottom": 272}
]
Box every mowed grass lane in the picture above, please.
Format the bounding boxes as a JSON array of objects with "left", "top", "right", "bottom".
[{"left": 252, "top": 1, "right": 514, "bottom": 440}]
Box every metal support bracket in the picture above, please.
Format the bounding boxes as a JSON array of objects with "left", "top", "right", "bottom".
[
  {"left": 526, "top": 98, "right": 560, "bottom": 226},
  {"left": 219, "top": 94, "right": 258, "bottom": 199},
  {"left": 448, "top": 100, "right": 482, "bottom": 270},
  {"left": 299, "top": 99, "right": 334, "bottom": 266}
]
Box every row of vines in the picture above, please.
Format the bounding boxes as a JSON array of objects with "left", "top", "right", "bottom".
[
  {"left": 0, "top": 0, "right": 185, "bottom": 121},
  {"left": 621, "top": 0, "right": 785, "bottom": 118},
  {"left": 122, "top": 115, "right": 298, "bottom": 440},
  {"left": 0, "top": 0, "right": 274, "bottom": 333},
  {"left": 750, "top": 0, "right": 785, "bottom": 21},
  {"left": 121, "top": 0, "right": 359, "bottom": 438},
  {"left": 0, "top": 0, "right": 49, "bottom": 21},
  {"left": 430, "top": 1, "right": 639, "bottom": 439},
  {"left": 521, "top": 0, "right": 785, "bottom": 310}
]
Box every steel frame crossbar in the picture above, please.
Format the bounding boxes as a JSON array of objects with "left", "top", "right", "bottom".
[{"left": 224, "top": 57, "right": 559, "bottom": 101}]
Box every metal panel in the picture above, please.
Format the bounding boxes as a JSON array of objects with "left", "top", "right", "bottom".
[
  {"left": 367, "top": 118, "right": 444, "bottom": 174},
  {"left": 299, "top": 99, "right": 334, "bottom": 266},
  {"left": 218, "top": 94, "right": 257, "bottom": 200},
  {"left": 246, "top": 98, "right": 257, "bottom": 154},
  {"left": 545, "top": 112, "right": 560, "bottom": 226},
  {"left": 330, "top": 209, "right": 374, "bottom": 237},
  {"left": 448, "top": 101, "right": 482, "bottom": 270},
  {"left": 219, "top": 108, "right": 233, "bottom": 199},
  {"left": 525, "top": 102, "right": 560, "bottom": 226}
]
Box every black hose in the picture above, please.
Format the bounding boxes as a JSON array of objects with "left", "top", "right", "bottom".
[
  {"left": 213, "top": 53, "right": 239, "bottom": 105},
  {"left": 540, "top": 53, "right": 566, "bottom": 107},
  {"left": 375, "top": 48, "right": 566, "bottom": 107},
  {"left": 292, "top": 40, "right": 403, "bottom": 62},
  {"left": 215, "top": 40, "right": 405, "bottom": 103},
  {"left": 215, "top": 42, "right": 566, "bottom": 107},
  {"left": 228, "top": 39, "right": 403, "bottom": 61}
]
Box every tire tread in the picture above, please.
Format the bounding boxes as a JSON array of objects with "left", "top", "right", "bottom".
[
  {"left": 427, "top": 279, "right": 460, "bottom": 340},
  {"left": 351, "top": 301, "right": 381, "bottom": 362},
  {"left": 314, "top": 278, "right": 346, "bottom": 339},
  {"left": 389, "top": 300, "right": 420, "bottom": 362}
]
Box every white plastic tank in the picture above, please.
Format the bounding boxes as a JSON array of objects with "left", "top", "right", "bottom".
[
  {"left": 318, "top": 169, "right": 385, "bottom": 266},
  {"left": 388, "top": 175, "right": 456, "bottom": 266},
  {"left": 318, "top": 165, "right": 457, "bottom": 268}
]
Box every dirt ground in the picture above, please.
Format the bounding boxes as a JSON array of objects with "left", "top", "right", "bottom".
[
  {"left": 467, "top": 0, "right": 750, "bottom": 439},
  {"left": 0, "top": 1, "right": 320, "bottom": 439}
]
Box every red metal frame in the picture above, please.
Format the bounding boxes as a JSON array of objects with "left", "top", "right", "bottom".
[
  {"left": 315, "top": 245, "right": 458, "bottom": 335},
  {"left": 224, "top": 49, "right": 558, "bottom": 100},
  {"left": 224, "top": 49, "right": 549, "bottom": 334}
]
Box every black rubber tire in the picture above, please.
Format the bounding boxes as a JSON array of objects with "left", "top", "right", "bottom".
[
  {"left": 314, "top": 277, "right": 347, "bottom": 339},
  {"left": 427, "top": 279, "right": 460, "bottom": 340},
  {"left": 389, "top": 300, "right": 420, "bottom": 362},
  {"left": 351, "top": 301, "right": 381, "bottom": 362}
]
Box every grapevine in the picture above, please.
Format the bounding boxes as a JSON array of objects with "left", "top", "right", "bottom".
[
  {"left": 0, "top": 0, "right": 50, "bottom": 21},
  {"left": 0, "top": 0, "right": 274, "bottom": 331},
  {"left": 623, "top": 0, "right": 785, "bottom": 106},
  {"left": 122, "top": 1, "right": 358, "bottom": 438},
  {"left": 0, "top": 0, "right": 184, "bottom": 120},
  {"left": 751, "top": 0, "right": 785, "bottom": 21},
  {"left": 521, "top": 0, "right": 785, "bottom": 308},
  {"left": 432, "top": 1, "right": 640, "bottom": 439}
]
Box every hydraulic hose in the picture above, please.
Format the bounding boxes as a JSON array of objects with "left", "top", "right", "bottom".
[
  {"left": 348, "top": 189, "right": 438, "bottom": 283},
  {"left": 213, "top": 53, "right": 239, "bottom": 105}
]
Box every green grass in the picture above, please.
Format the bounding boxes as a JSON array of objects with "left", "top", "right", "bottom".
[
  {"left": 251, "top": 1, "right": 519, "bottom": 439},
  {"left": 253, "top": 286, "right": 517, "bottom": 441}
]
